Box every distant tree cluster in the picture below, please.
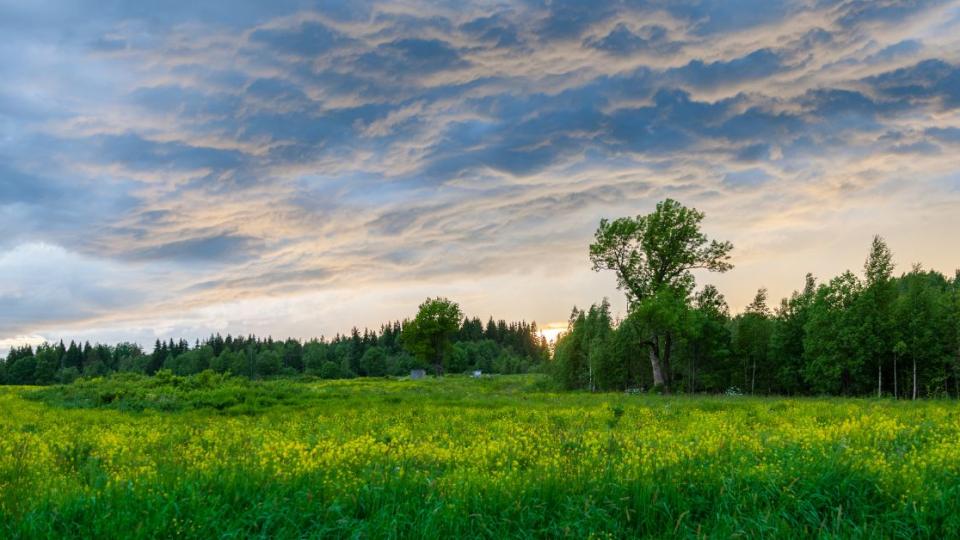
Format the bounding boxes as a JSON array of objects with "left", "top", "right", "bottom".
[
  {"left": 0, "top": 310, "right": 550, "bottom": 385},
  {"left": 6, "top": 198, "right": 958, "bottom": 398},
  {"left": 554, "top": 200, "right": 960, "bottom": 398}
]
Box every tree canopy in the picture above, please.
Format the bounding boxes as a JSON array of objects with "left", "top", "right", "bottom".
[
  {"left": 588, "top": 199, "right": 734, "bottom": 392},
  {"left": 1, "top": 309, "right": 548, "bottom": 385},
  {"left": 554, "top": 227, "right": 960, "bottom": 399},
  {"left": 589, "top": 198, "right": 733, "bottom": 303}
]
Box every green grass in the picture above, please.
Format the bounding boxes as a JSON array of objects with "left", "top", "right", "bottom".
[{"left": 3, "top": 374, "right": 960, "bottom": 538}]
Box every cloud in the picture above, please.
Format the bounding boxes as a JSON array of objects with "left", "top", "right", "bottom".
[
  {"left": 0, "top": 164, "right": 56, "bottom": 205},
  {"left": 128, "top": 234, "right": 262, "bottom": 263},
  {"left": 668, "top": 49, "right": 789, "bottom": 90},
  {"left": 608, "top": 89, "right": 732, "bottom": 153},
  {"left": 889, "top": 140, "right": 941, "bottom": 154},
  {"left": 460, "top": 14, "right": 523, "bottom": 48},
  {"left": 250, "top": 21, "right": 354, "bottom": 56},
  {"left": 245, "top": 78, "right": 311, "bottom": 106},
  {"left": 0, "top": 243, "right": 149, "bottom": 334},
  {"left": 723, "top": 168, "right": 774, "bottom": 189},
  {"left": 926, "top": 126, "right": 960, "bottom": 143},
  {"left": 663, "top": 0, "right": 793, "bottom": 35},
  {"left": 585, "top": 24, "right": 681, "bottom": 56},
  {"left": 2, "top": 0, "right": 960, "bottom": 345},
  {"left": 864, "top": 59, "right": 960, "bottom": 109},
  {"left": 865, "top": 39, "right": 924, "bottom": 64},
  {"left": 535, "top": 0, "right": 617, "bottom": 41},
  {"left": 356, "top": 38, "right": 469, "bottom": 76},
  {"left": 835, "top": 0, "right": 951, "bottom": 28},
  {"left": 95, "top": 133, "right": 247, "bottom": 172},
  {"left": 131, "top": 85, "right": 242, "bottom": 118}
]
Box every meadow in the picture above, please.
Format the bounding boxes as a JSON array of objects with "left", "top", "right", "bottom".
[{"left": 3, "top": 373, "right": 960, "bottom": 538}]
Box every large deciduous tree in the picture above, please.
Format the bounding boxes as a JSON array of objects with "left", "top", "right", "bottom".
[
  {"left": 589, "top": 199, "right": 733, "bottom": 392},
  {"left": 803, "top": 271, "right": 863, "bottom": 394},
  {"left": 401, "top": 297, "right": 463, "bottom": 376}
]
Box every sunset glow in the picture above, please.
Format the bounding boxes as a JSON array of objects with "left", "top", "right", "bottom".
[{"left": 538, "top": 323, "right": 568, "bottom": 344}]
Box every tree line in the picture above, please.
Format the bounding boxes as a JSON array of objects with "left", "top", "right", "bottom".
[
  {"left": 0, "top": 313, "right": 550, "bottom": 385},
  {"left": 4, "top": 198, "right": 957, "bottom": 397},
  {"left": 553, "top": 200, "right": 960, "bottom": 398}
]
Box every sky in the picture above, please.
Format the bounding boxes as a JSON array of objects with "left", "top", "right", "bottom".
[{"left": 2, "top": 0, "right": 960, "bottom": 353}]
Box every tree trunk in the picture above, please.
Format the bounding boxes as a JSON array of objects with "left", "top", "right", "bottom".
[
  {"left": 743, "top": 357, "right": 749, "bottom": 392},
  {"left": 588, "top": 356, "right": 594, "bottom": 392},
  {"left": 691, "top": 358, "right": 695, "bottom": 393},
  {"left": 648, "top": 334, "right": 667, "bottom": 392},
  {"left": 913, "top": 357, "right": 917, "bottom": 400},
  {"left": 955, "top": 353, "right": 959, "bottom": 399},
  {"left": 662, "top": 333, "right": 673, "bottom": 391},
  {"left": 434, "top": 346, "right": 443, "bottom": 377},
  {"left": 690, "top": 344, "right": 697, "bottom": 394},
  {"left": 955, "top": 346, "right": 960, "bottom": 399},
  {"left": 893, "top": 354, "right": 898, "bottom": 399},
  {"left": 878, "top": 361, "right": 882, "bottom": 398}
]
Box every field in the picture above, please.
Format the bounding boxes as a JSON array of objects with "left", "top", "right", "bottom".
[{"left": 3, "top": 374, "right": 960, "bottom": 538}]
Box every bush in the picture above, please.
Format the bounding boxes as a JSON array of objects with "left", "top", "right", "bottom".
[
  {"left": 256, "top": 350, "right": 282, "bottom": 377},
  {"left": 56, "top": 367, "right": 81, "bottom": 385},
  {"left": 361, "top": 347, "right": 388, "bottom": 377},
  {"left": 318, "top": 361, "right": 343, "bottom": 380},
  {"left": 26, "top": 371, "right": 317, "bottom": 414}
]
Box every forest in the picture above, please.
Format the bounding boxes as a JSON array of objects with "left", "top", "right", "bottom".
[
  {"left": 0, "top": 317, "right": 549, "bottom": 385},
  {"left": 3, "top": 200, "right": 959, "bottom": 398},
  {"left": 553, "top": 263, "right": 960, "bottom": 397},
  {"left": 554, "top": 200, "right": 960, "bottom": 398}
]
